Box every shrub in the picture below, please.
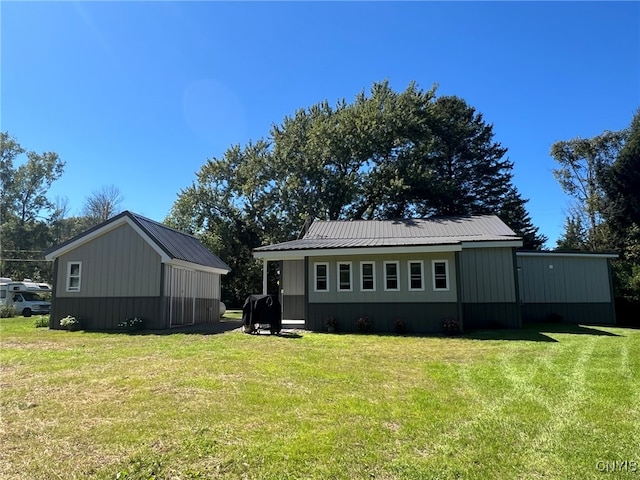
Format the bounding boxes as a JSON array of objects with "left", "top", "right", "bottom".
[
  {"left": 394, "top": 318, "right": 406, "bottom": 334},
  {"left": 0, "top": 304, "right": 17, "bottom": 318},
  {"left": 442, "top": 317, "right": 461, "bottom": 335},
  {"left": 325, "top": 316, "right": 337, "bottom": 332},
  {"left": 118, "top": 316, "right": 145, "bottom": 331},
  {"left": 357, "top": 315, "right": 371, "bottom": 333},
  {"left": 60, "top": 315, "right": 80, "bottom": 330},
  {"left": 33, "top": 315, "right": 50, "bottom": 328}
]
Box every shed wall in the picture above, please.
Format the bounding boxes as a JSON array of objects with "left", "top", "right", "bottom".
[
  {"left": 517, "top": 255, "right": 612, "bottom": 303},
  {"left": 54, "top": 223, "right": 161, "bottom": 298}
]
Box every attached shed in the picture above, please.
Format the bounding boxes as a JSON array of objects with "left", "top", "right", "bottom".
[
  {"left": 516, "top": 251, "right": 617, "bottom": 325},
  {"left": 44, "top": 211, "right": 230, "bottom": 330}
]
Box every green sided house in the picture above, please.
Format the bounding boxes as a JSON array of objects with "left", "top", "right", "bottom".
[
  {"left": 253, "top": 215, "right": 617, "bottom": 333},
  {"left": 44, "top": 211, "right": 230, "bottom": 330}
]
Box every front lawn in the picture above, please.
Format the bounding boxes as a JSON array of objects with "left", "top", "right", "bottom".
[{"left": 1, "top": 318, "right": 638, "bottom": 479}]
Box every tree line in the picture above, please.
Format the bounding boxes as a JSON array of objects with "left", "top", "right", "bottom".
[
  {"left": 165, "top": 81, "right": 546, "bottom": 305},
  {"left": 551, "top": 108, "right": 640, "bottom": 303},
  {"left": 2, "top": 81, "right": 637, "bottom": 309},
  {"left": 0, "top": 131, "right": 123, "bottom": 281}
]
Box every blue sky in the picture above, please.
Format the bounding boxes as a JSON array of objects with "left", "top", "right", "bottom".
[{"left": 2, "top": 1, "right": 638, "bottom": 247}]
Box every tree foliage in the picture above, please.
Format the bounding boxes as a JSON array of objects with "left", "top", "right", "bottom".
[
  {"left": 0, "top": 132, "right": 65, "bottom": 281},
  {"left": 551, "top": 130, "right": 626, "bottom": 250},
  {"left": 552, "top": 109, "right": 640, "bottom": 301},
  {"left": 168, "top": 81, "right": 546, "bottom": 305}
]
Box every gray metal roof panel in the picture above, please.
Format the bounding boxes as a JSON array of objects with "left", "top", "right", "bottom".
[
  {"left": 255, "top": 215, "right": 520, "bottom": 252},
  {"left": 130, "top": 213, "right": 231, "bottom": 271}
]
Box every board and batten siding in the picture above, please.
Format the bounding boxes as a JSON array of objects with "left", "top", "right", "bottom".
[
  {"left": 54, "top": 223, "right": 161, "bottom": 298},
  {"left": 459, "top": 247, "right": 516, "bottom": 303},
  {"left": 459, "top": 247, "right": 521, "bottom": 329},
  {"left": 517, "top": 255, "right": 611, "bottom": 303},
  {"left": 307, "top": 252, "right": 457, "bottom": 304},
  {"left": 163, "top": 264, "right": 222, "bottom": 326},
  {"left": 517, "top": 253, "right": 615, "bottom": 324}
]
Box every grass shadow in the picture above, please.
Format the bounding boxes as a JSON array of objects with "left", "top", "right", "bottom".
[{"left": 464, "top": 322, "right": 621, "bottom": 342}]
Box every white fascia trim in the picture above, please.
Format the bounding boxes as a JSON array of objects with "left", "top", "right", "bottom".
[
  {"left": 254, "top": 244, "right": 462, "bottom": 261},
  {"left": 461, "top": 240, "right": 523, "bottom": 249},
  {"left": 516, "top": 251, "right": 618, "bottom": 259},
  {"left": 166, "top": 258, "right": 230, "bottom": 275},
  {"left": 44, "top": 216, "right": 172, "bottom": 262}
]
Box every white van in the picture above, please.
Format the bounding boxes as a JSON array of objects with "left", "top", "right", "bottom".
[{"left": 0, "top": 279, "right": 52, "bottom": 317}]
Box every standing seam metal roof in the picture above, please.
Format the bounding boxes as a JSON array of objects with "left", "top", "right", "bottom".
[
  {"left": 129, "top": 213, "right": 231, "bottom": 271},
  {"left": 255, "top": 215, "right": 520, "bottom": 252},
  {"left": 45, "top": 211, "right": 230, "bottom": 272}
]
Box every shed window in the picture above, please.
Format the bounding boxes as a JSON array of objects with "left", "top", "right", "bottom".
[
  {"left": 408, "top": 261, "right": 424, "bottom": 291},
  {"left": 337, "top": 262, "right": 352, "bottom": 291},
  {"left": 66, "top": 261, "right": 82, "bottom": 292},
  {"left": 360, "top": 262, "right": 376, "bottom": 291},
  {"left": 384, "top": 261, "right": 400, "bottom": 291},
  {"left": 432, "top": 260, "right": 449, "bottom": 291},
  {"left": 314, "top": 263, "right": 329, "bottom": 292}
]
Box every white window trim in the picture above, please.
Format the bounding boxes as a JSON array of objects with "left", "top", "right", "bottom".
[
  {"left": 384, "top": 261, "right": 400, "bottom": 292},
  {"left": 66, "top": 261, "right": 82, "bottom": 293},
  {"left": 408, "top": 260, "right": 425, "bottom": 291},
  {"left": 359, "top": 261, "right": 376, "bottom": 292},
  {"left": 432, "top": 259, "right": 450, "bottom": 292},
  {"left": 337, "top": 261, "right": 353, "bottom": 292},
  {"left": 314, "top": 262, "right": 329, "bottom": 292}
]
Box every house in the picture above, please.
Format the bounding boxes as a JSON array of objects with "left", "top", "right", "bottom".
[
  {"left": 44, "top": 211, "right": 230, "bottom": 330},
  {"left": 253, "top": 215, "right": 617, "bottom": 333}
]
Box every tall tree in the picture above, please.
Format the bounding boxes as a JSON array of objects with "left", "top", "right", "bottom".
[
  {"left": 603, "top": 109, "right": 640, "bottom": 238},
  {"left": 551, "top": 130, "right": 626, "bottom": 251},
  {"left": 169, "top": 81, "right": 547, "bottom": 301},
  {"left": 82, "top": 185, "right": 124, "bottom": 227},
  {"left": 0, "top": 132, "right": 65, "bottom": 281}
]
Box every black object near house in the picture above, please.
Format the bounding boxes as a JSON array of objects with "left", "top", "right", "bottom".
[{"left": 242, "top": 294, "right": 282, "bottom": 334}]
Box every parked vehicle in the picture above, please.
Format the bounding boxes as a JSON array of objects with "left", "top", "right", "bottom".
[{"left": 0, "top": 279, "right": 52, "bottom": 317}]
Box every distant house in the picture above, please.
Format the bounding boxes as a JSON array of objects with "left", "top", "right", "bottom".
[
  {"left": 44, "top": 211, "right": 230, "bottom": 330},
  {"left": 253, "top": 215, "right": 617, "bottom": 333}
]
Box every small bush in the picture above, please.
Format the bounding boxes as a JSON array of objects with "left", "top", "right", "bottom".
[
  {"left": 394, "top": 318, "right": 406, "bottom": 334},
  {"left": 357, "top": 315, "right": 371, "bottom": 333},
  {"left": 442, "top": 317, "right": 461, "bottom": 335},
  {"left": 60, "top": 315, "right": 80, "bottom": 330},
  {"left": 0, "top": 304, "right": 17, "bottom": 318},
  {"left": 325, "top": 316, "right": 337, "bottom": 332},
  {"left": 33, "top": 315, "right": 50, "bottom": 328},
  {"left": 118, "top": 316, "right": 145, "bottom": 331}
]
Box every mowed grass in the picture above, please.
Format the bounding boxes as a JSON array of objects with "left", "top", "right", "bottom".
[{"left": 1, "top": 316, "right": 639, "bottom": 480}]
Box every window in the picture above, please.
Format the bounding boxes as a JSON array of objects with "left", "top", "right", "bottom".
[
  {"left": 66, "top": 261, "right": 82, "bottom": 292},
  {"left": 408, "top": 261, "right": 424, "bottom": 291},
  {"left": 384, "top": 261, "right": 400, "bottom": 291},
  {"left": 432, "top": 260, "right": 449, "bottom": 291},
  {"left": 360, "top": 261, "right": 376, "bottom": 291},
  {"left": 314, "top": 263, "right": 329, "bottom": 292},
  {"left": 337, "top": 262, "right": 352, "bottom": 291}
]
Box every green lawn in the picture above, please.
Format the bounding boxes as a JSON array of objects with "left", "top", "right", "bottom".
[{"left": 1, "top": 317, "right": 639, "bottom": 479}]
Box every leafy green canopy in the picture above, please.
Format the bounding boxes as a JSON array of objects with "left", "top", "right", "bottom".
[
  {"left": 551, "top": 109, "right": 640, "bottom": 301},
  {"left": 167, "top": 81, "right": 546, "bottom": 305},
  {"left": 0, "top": 132, "right": 65, "bottom": 281}
]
